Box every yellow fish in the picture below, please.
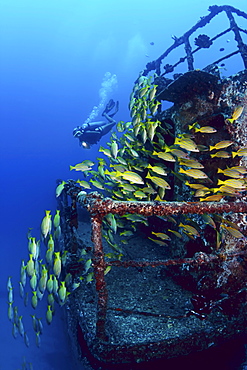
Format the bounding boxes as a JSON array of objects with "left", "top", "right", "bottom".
[
  {"left": 148, "top": 237, "right": 168, "bottom": 246},
  {"left": 82, "top": 159, "right": 94, "bottom": 167},
  {"left": 147, "top": 164, "right": 168, "bottom": 176},
  {"left": 134, "top": 190, "right": 147, "bottom": 199},
  {"left": 70, "top": 163, "right": 92, "bottom": 171},
  {"left": 228, "top": 166, "right": 247, "bottom": 174},
  {"left": 194, "top": 189, "right": 211, "bottom": 197},
  {"left": 209, "top": 140, "right": 233, "bottom": 151},
  {"left": 153, "top": 151, "right": 176, "bottom": 162},
  {"left": 150, "top": 101, "right": 161, "bottom": 115},
  {"left": 53, "top": 210, "right": 60, "bottom": 228},
  {"left": 139, "top": 86, "right": 149, "bottom": 98},
  {"left": 151, "top": 232, "right": 171, "bottom": 240},
  {"left": 214, "top": 185, "right": 240, "bottom": 195},
  {"left": 116, "top": 170, "right": 144, "bottom": 184},
  {"left": 179, "top": 223, "right": 200, "bottom": 237},
  {"left": 58, "top": 281, "right": 67, "bottom": 303},
  {"left": 26, "top": 254, "right": 35, "bottom": 277},
  {"left": 46, "top": 305, "right": 53, "bottom": 325},
  {"left": 147, "top": 120, "right": 158, "bottom": 141},
  {"left": 119, "top": 230, "right": 134, "bottom": 237},
  {"left": 200, "top": 194, "right": 225, "bottom": 201},
  {"left": 221, "top": 224, "right": 245, "bottom": 238},
  {"left": 56, "top": 181, "right": 66, "bottom": 197},
  {"left": 111, "top": 141, "right": 118, "bottom": 159},
  {"left": 179, "top": 158, "right": 204, "bottom": 169},
  {"left": 47, "top": 275, "right": 54, "bottom": 294},
  {"left": 76, "top": 180, "right": 91, "bottom": 189},
  {"left": 210, "top": 151, "right": 231, "bottom": 158},
  {"left": 179, "top": 168, "right": 208, "bottom": 179},
  {"left": 217, "top": 168, "right": 243, "bottom": 178},
  {"left": 89, "top": 179, "right": 104, "bottom": 189},
  {"left": 48, "top": 234, "right": 55, "bottom": 251},
  {"left": 185, "top": 182, "right": 209, "bottom": 190},
  {"left": 227, "top": 105, "right": 244, "bottom": 123},
  {"left": 38, "top": 269, "right": 48, "bottom": 293},
  {"left": 41, "top": 210, "right": 52, "bottom": 239},
  {"left": 146, "top": 172, "right": 171, "bottom": 189},
  {"left": 128, "top": 148, "right": 139, "bottom": 157},
  {"left": 149, "top": 85, "right": 157, "bottom": 100},
  {"left": 174, "top": 137, "right": 199, "bottom": 152},
  {"left": 201, "top": 214, "right": 216, "bottom": 229},
  {"left": 53, "top": 252, "right": 61, "bottom": 278},
  {"left": 30, "top": 272, "right": 37, "bottom": 291},
  {"left": 117, "top": 121, "right": 125, "bottom": 132},
  {"left": 232, "top": 148, "right": 247, "bottom": 158},
  {"left": 119, "top": 183, "right": 136, "bottom": 192},
  {"left": 168, "top": 229, "right": 182, "bottom": 238},
  {"left": 217, "top": 179, "right": 246, "bottom": 189},
  {"left": 194, "top": 126, "right": 217, "bottom": 133},
  {"left": 31, "top": 291, "right": 38, "bottom": 309},
  {"left": 99, "top": 146, "right": 111, "bottom": 157}
]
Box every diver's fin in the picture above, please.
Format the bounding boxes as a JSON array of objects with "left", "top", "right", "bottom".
[
  {"left": 102, "top": 99, "right": 115, "bottom": 115},
  {"left": 108, "top": 100, "right": 119, "bottom": 118}
]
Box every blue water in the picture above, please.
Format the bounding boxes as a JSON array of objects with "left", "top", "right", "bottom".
[{"left": 0, "top": 1, "right": 247, "bottom": 369}]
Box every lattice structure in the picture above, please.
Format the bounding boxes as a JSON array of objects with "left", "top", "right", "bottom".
[{"left": 142, "top": 5, "right": 247, "bottom": 77}]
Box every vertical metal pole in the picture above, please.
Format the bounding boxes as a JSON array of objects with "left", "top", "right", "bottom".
[
  {"left": 91, "top": 214, "right": 108, "bottom": 341},
  {"left": 226, "top": 10, "right": 247, "bottom": 69},
  {"left": 184, "top": 37, "right": 194, "bottom": 71}
]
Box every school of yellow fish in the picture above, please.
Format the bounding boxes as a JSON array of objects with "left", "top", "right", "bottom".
[
  {"left": 7, "top": 208, "right": 90, "bottom": 355},
  {"left": 68, "top": 75, "right": 246, "bottom": 248},
  {"left": 7, "top": 74, "right": 247, "bottom": 366}
]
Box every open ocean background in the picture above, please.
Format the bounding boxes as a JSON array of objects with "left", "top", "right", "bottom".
[{"left": 1, "top": 1, "right": 247, "bottom": 369}]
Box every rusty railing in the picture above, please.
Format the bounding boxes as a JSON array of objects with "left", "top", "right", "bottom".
[{"left": 76, "top": 192, "right": 247, "bottom": 341}]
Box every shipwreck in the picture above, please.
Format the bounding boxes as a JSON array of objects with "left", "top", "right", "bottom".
[{"left": 58, "top": 5, "right": 247, "bottom": 369}]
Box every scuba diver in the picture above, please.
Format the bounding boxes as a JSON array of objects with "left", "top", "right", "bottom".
[{"left": 73, "top": 99, "right": 119, "bottom": 148}]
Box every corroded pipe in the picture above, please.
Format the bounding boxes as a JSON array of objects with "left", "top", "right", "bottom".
[
  {"left": 78, "top": 193, "right": 247, "bottom": 218},
  {"left": 107, "top": 252, "right": 219, "bottom": 268},
  {"left": 90, "top": 214, "right": 108, "bottom": 341}
]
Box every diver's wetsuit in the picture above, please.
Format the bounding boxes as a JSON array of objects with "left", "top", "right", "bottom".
[{"left": 73, "top": 100, "right": 119, "bottom": 148}]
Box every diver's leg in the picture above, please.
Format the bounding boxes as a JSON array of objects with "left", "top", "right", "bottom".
[
  {"left": 100, "top": 121, "right": 116, "bottom": 135},
  {"left": 102, "top": 100, "right": 119, "bottom": 118},
  {"left": 108, "top": 100, "right": 119, "bottom": 118},
  {"left": 102, "top": 112, "right": 115, "bottom": 124}
]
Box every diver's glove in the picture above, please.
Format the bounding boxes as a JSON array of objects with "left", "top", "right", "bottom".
[{"left": 73, "top": 126, "right": 84, "bottom": 137}]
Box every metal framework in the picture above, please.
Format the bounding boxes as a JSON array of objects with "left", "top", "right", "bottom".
[
  {"left": 142, "top": 5, "right": 247, "bottom": 77},
  {"left": 74, "top": 192, "right": 247, "bottom": 341}
]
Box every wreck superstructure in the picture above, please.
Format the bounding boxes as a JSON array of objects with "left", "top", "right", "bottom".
[{"left": 59, "top": 5, "right": 247, "bottom": 369}]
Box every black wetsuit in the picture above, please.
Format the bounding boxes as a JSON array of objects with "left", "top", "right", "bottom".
[{"left": 73, "top": 99, "right": 119, "bottom": 147}]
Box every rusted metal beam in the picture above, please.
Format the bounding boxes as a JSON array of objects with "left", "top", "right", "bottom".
[
  {"left": 107, "top": 252, "right": 219, "bottom": 268},
  {"left": 90, "top": 214, "right": 108, "bottom": 341},
  {"left": 226, "top": 9, "right": 247, "bottom": 68},
  {"left": 78, "top": 193, "right": 247, "bottom": 218}
]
